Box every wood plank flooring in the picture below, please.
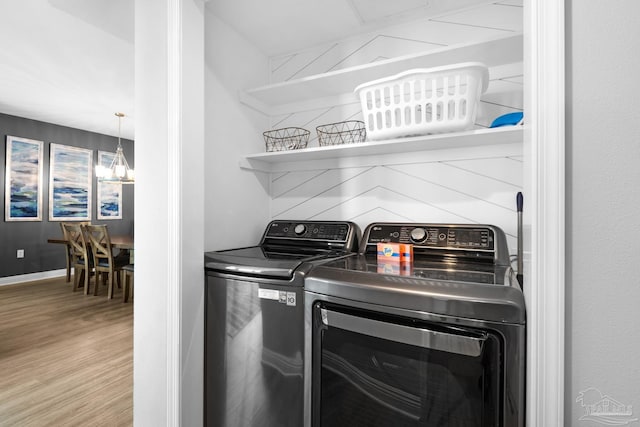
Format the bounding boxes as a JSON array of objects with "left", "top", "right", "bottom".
[{"left": 0, "top": 276, "right": 133, "bottom": 426}]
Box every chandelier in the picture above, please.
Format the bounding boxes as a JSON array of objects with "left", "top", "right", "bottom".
[{"left": 96, "top": 112, "right": 134, "bottom": 184}]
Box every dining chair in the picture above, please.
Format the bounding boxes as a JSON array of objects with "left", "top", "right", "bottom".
[
  {"left": 59, "top": 222, "right": 73, "bottom": 283},
  {"left": 84, "top": 224, "right": 128, "bottom": 299},
  {"left": 122, "top": 264, "right": 134, "bottom": 303},
  {"left": 63, "top": 223, "right": 93, "bottom": 294},
  {"left": 60, "top": 221, "right": 91, "bottom": 283}
]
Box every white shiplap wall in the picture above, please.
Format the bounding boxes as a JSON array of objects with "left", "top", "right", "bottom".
[{"left": 264, "top": 1, "right": 523, "bottom": 254}]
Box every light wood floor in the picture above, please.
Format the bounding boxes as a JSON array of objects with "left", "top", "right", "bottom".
[{"left": 0, "top": 276, "right": 133, "bottom": 426}]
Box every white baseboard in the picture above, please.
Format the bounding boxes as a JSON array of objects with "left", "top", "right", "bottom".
[{"left": 0, "top": 269, "right": 67, "bottom": 286}]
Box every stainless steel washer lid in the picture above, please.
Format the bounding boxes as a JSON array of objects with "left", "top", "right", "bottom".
[
  {"left": 305, "top": 265, "right": 526, "bottom": 325},
  {"left": 204, "top": 220, "right": 361, "bottom": 280},
  {"left": 204, "top": 246, "right": 329, "bottom": 279}
]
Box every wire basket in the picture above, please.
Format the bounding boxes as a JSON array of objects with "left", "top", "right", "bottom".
[
  {"left": 316, "top": 120, "right": 367, "bottom": 146},
  {"left": 263, "top": 127, "right": 310, "bottom": 152},
  {"left": 354, "top": 62, "right": 489, "bottom": 140}
]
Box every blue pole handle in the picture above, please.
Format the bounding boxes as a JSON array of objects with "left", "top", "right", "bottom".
[{"left": 517, "top": 192, "right": 523, "bottom": 212}]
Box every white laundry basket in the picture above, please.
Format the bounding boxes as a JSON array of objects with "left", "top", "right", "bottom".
[{"left": 354, "top": 62, "right": 489, "bottom": 140}]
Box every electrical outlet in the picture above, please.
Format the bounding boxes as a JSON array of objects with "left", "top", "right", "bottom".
[{"left": 17, "top": 249, "right": 24, "bottom": 258}]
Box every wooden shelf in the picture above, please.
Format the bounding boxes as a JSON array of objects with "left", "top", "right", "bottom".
[
  {"left": 240, "top": 33, "right": 523, "bottom": 114},
  {"left": 240, "top": 126, "right": 523, "bottom": 172},
  {"left": 239, "top": 33, "right": 524, "bottom": 173}
]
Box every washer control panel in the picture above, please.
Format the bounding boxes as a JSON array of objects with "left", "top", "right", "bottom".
[{"left": 263, "top": 220, "right": 356, "bottom": 243}]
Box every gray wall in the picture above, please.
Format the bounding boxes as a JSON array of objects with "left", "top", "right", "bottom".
[
  {"left": 0, "top": 113, "right": 134, "bottom": 278},
  {"left": 565, "top": 0, "right": 640, "bottom": 424}
]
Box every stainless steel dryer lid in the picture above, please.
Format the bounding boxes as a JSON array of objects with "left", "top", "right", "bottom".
[
  {"left": 305, "top": 222, "right": 525, "bottom": 324},
  {"left": 306, "top": 264, "right": 525, "bottom": 325}
]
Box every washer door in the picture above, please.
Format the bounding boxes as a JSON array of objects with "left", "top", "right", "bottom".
[
  {"left": 205, "top": 274, "right": 305, "bottom": 427},
  {"left": 311, "top": 302, "right": 502, "bottom": 427}
]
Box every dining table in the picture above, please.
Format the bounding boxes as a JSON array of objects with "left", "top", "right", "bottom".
[
  {"left": 48, "top": 235, "right": 134, "bottom": 264},
  {"left": 48, "top": 235, "right": 134, "bottom": 250}
]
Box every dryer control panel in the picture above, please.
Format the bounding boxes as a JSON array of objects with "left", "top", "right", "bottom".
[
  {"left": 367, "top": 224, "right": 494, "bottom": 250},
  {"left": 362, "top": 223, "right": 509, "bottom": 265}
]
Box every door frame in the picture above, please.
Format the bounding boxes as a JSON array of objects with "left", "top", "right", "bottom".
[
  {"left": 524, "top": 0, "right": 566, "bottom": 425},
  {"left": 139, "top": 0, "right": 567, "bottom": 425}
]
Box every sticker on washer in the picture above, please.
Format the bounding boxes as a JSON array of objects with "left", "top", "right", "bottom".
[
  {"left": 258, "top": 289, "right": 296, "bottom": 306},
  {"left": 286, "top": 292, "right": 296, "bottom": 306},
  {"left": 258, "top": 289, "right": 279, "bottom": 300}
]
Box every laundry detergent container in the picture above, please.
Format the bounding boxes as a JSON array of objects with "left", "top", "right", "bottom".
[{"left": 355, "top": 62, "right": 489, "bottom": 140}]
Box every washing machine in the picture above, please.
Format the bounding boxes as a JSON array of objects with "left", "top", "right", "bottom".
[
  {"left": 304, "top": 222, "right": 525, "bottom": 427},
  {"left": 204, "top": 220, "right": 360, "bottom": 427}
]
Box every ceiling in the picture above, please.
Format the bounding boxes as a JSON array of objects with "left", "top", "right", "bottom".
[
  {"left": 208, "top": 0, "right": 494, "bottom": 56},
  {"left": 0, "top": 0, "right": 495, "bottom": 140},
  {"left": 0, "top": 1, "right": 134, "bottom": 139}
]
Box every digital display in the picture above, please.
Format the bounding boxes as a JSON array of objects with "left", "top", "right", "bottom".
[{"left": 449, "top": 228, "right": 492, "bottom": 249}]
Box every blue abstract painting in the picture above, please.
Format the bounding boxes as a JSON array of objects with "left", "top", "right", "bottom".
[
  {"left": 5, "top": 136, "right": 44, "bottom": 221},
  {"left": 97, "top": 151, "right": 122, "bottom": 219},
  {"left": 49, "top": 143, "right": 92, "bottom": 221}
]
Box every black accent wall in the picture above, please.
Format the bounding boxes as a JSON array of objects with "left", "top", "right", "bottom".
[{"left": 0, "top": 113, "right": 134, "bottom": 278}]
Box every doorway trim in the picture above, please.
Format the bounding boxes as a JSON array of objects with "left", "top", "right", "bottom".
[
  {"left": 525, "top": 1, "right": 566, "bottom": 426},
  {"left": 144, "top": 0, "right": 568, "bottom": 425}
]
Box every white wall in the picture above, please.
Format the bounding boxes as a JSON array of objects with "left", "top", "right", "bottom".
[
  {"left": 263, "top": 2, "right": 524, "bottom": 255},
  {"left": 270, "top": 145, "right": 523, "bottom": 252},
  {"left": 204, "top": 10, "right": 270, "bottom": 251},
  {"left": 134, "top": 0, "right": 204, "bottom": 425},
  {"left": 133, "top": 4, "right": 269, "bottom": 424},
  {"left": 565, "top": 0, "right": 640, "bottom": 424}
]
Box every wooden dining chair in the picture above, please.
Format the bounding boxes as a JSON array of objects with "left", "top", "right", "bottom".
[
  {"left": 122, "top": 264, "right": 134, "bottom": 303},
  {"left": 60, "top": 221, "right": 91, "bottom": 283},
  {"left": 59, "top": 222, "right": 73, "bottom": 283},
  {"left": 63, "top": 223, "right": 93, "bottom": 294},
  {"left": 84, "top": 224, "right": 127, "bottom": 299}
]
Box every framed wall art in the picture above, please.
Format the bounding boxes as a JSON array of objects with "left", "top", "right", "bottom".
[
  {"left": 49, "top": 143, "right": 92, "bottom": 221},
  {"left": 97, "top": 150, "right": 122, "bottom": 219},
  {"left": 4, "top": 135, "right": 44, "bottom": 221}
]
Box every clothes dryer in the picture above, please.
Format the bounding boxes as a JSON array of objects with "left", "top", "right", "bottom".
[{"left": 304, "top": 223, "right": 525, "bottom": 427}]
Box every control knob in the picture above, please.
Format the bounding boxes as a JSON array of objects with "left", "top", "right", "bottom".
[
  {"left": 294, "top": 224, "right": 307, "bottom": 235},
  {"left": 410, "top": 227, "right": 427, "bottom": 243}
]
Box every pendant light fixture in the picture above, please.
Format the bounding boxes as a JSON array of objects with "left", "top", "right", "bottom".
[{"left": 96, "top": 112, "right": 134, "bottom": 184}]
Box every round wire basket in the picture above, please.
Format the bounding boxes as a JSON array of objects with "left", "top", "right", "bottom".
[
  {"left": 316, "top": 120, "right": 366, "bottom": 146},
  {"left": 263, "top": 127, "right": 310, "bottom": 152}
]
